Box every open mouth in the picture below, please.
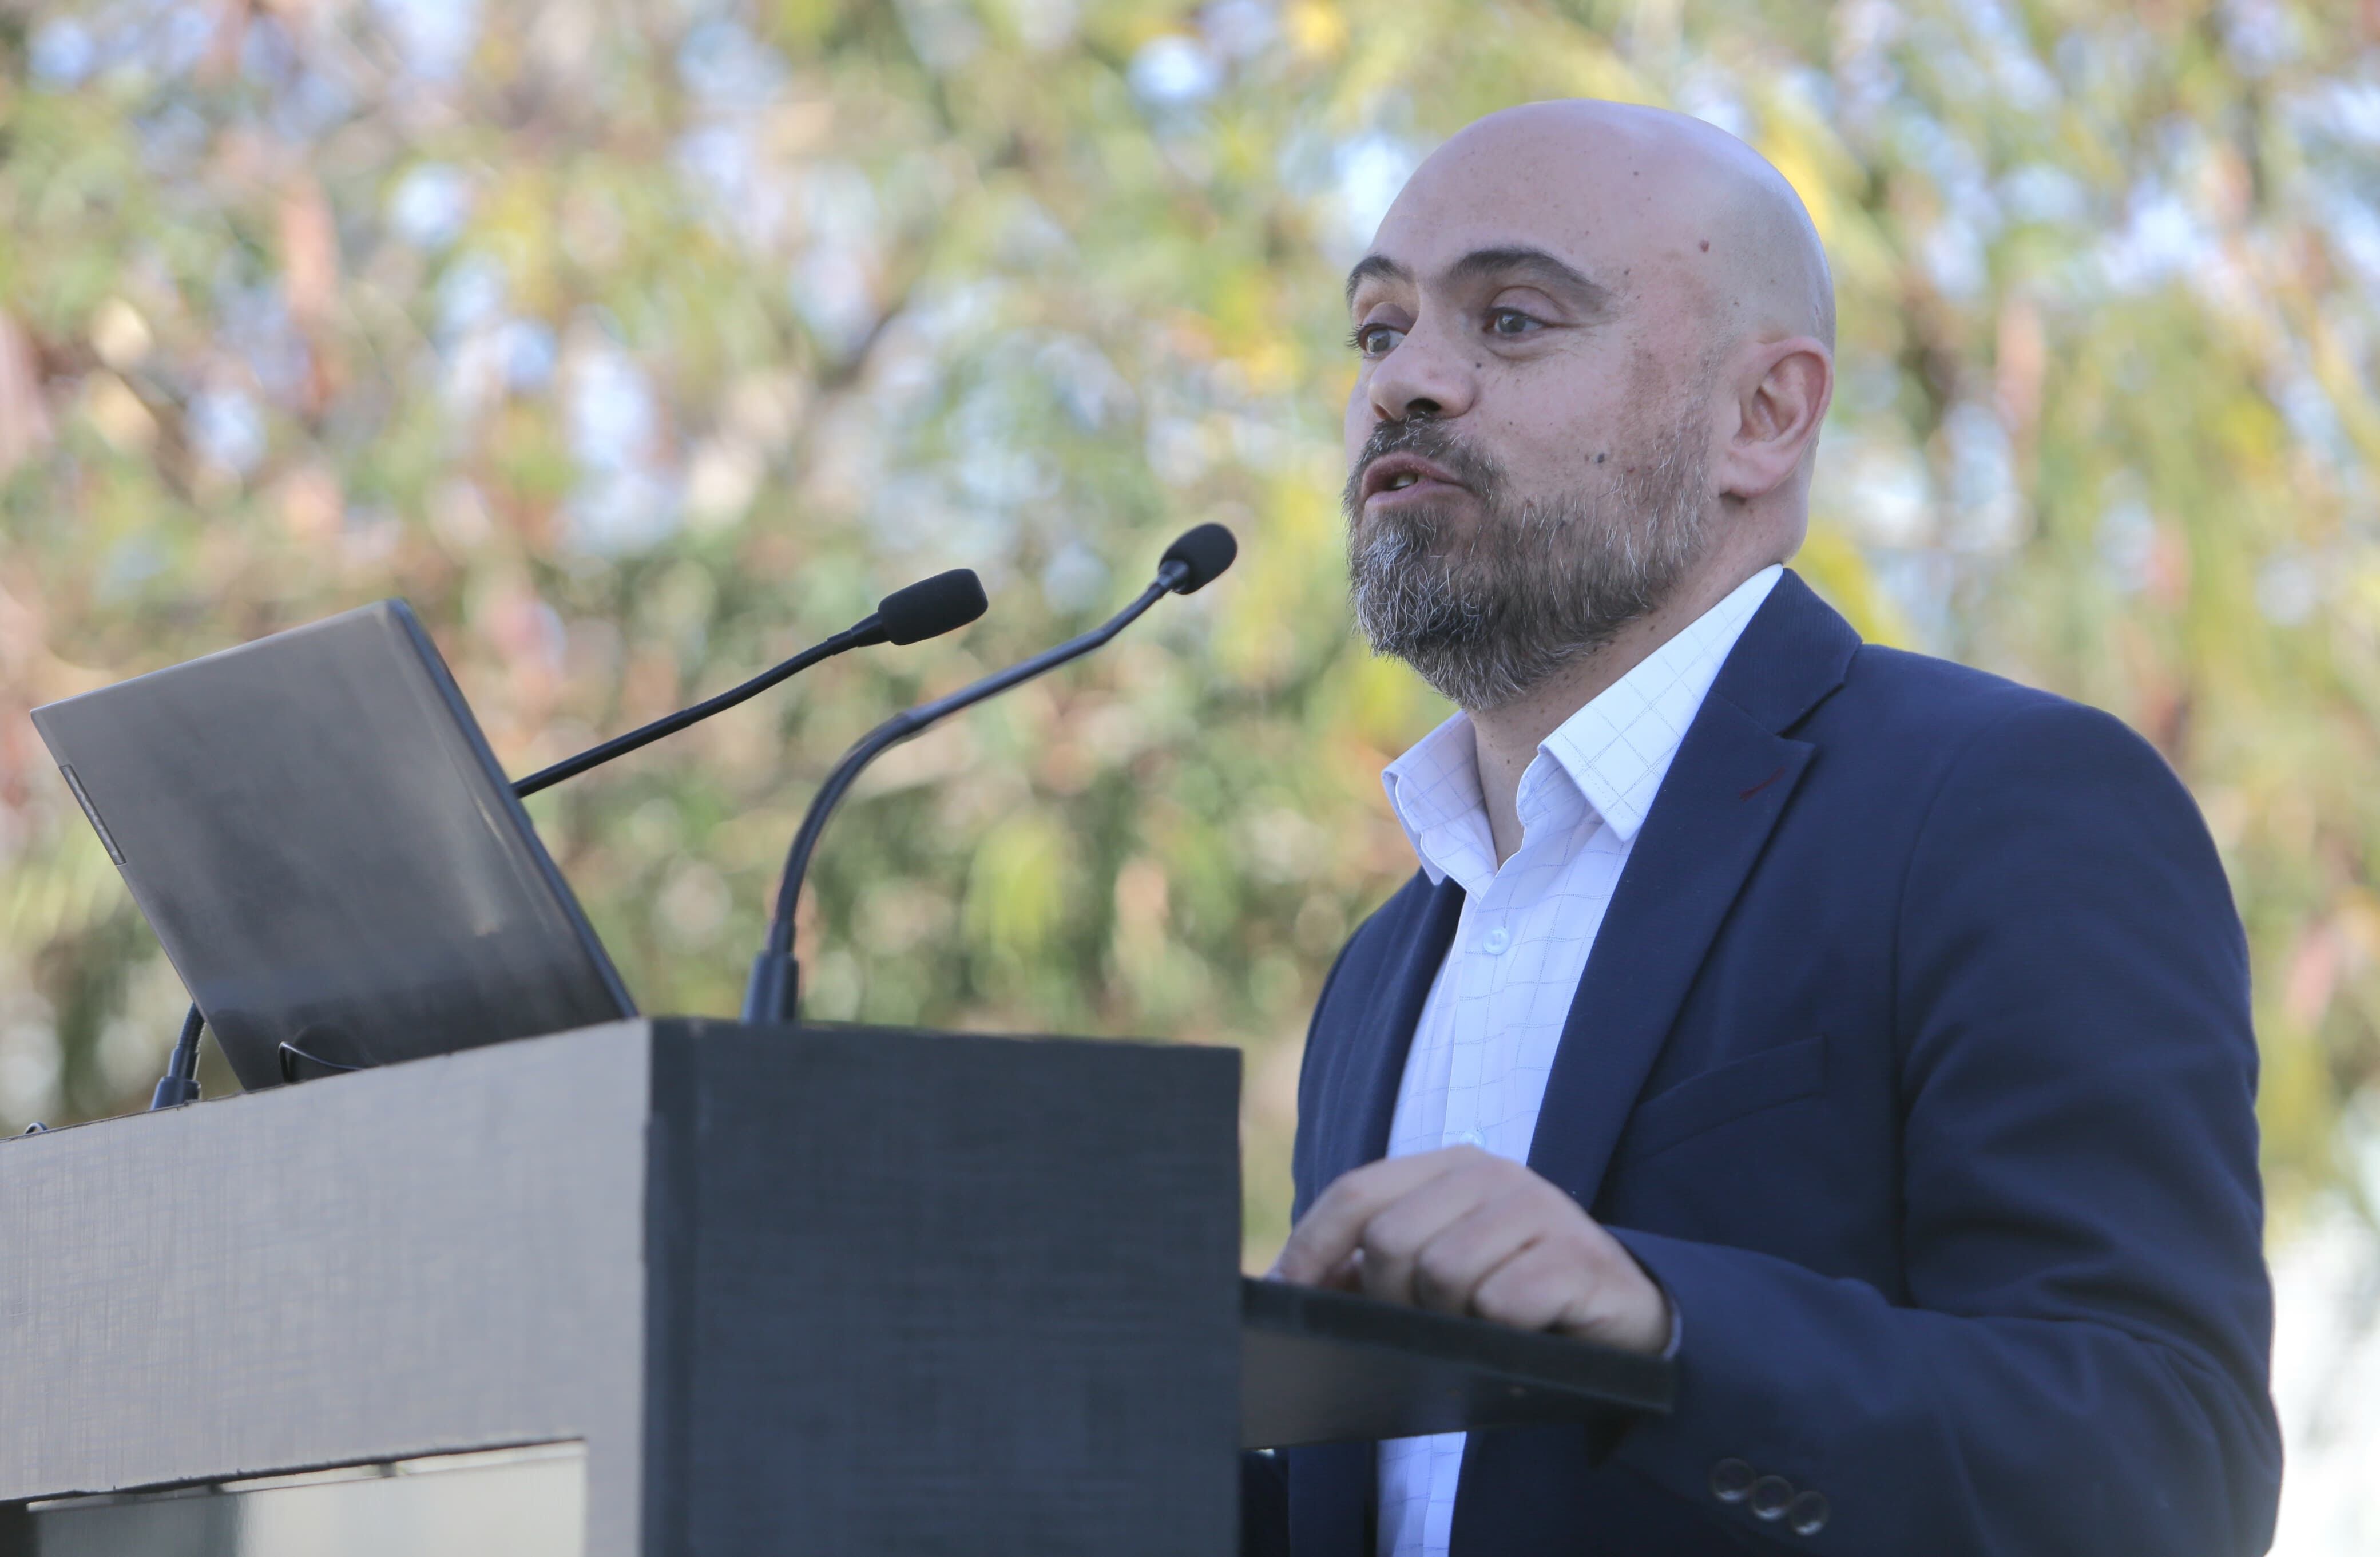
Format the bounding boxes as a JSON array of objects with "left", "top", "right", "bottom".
[{"left": 1360, "top": 454, "right": 1465, "bottom": 502}]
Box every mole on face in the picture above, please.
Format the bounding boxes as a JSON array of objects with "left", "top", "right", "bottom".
[
  {"left": 1699, "top": 239, "right": 1711, "bottom": 252},
  {"left": 1594, "top": 452, "right": 1608, "bottom": 463}
]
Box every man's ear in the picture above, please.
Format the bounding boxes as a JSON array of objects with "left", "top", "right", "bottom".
[{"left": 1717, "top": 338, "right": 1832, "bottom": 501}]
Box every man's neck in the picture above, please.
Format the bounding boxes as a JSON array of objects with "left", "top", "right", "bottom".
[{"left": 1468, "top": 561, "right": 1770, "bottom": 863}]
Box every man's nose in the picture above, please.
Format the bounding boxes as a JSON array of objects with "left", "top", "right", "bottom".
[{"left": 1366, "top": 317, "right": 1477, "bottom": 424}]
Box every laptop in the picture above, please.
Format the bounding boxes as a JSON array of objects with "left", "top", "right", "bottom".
[{"left": 31, "top": 600, "right": 636, "bottom": 1092}]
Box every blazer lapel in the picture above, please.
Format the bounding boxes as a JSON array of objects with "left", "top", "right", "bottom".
[
  {"left": 1525, "top": 571, "right": 1859, "bottom": 1208},
  {"left": 1317, "top": 874, "right": 1466, "bottom": 1194}
]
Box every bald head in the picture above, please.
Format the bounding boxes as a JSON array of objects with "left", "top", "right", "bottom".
[
  {"left": 1393, "top": 100, "right": 1834, "bottom": 352},
  {"left": 1339, "top": 99, "right": 1838, "bottom": 711}
]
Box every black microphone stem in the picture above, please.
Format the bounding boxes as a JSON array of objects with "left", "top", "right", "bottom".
[
  {"left": 513, "top": 567, "right": 985, "bottom": 798},
  {"left": 744, "top": 573, "right": 1181, "bottom": 1023},
  {"left": 149, "top": 1003, "right": 205, "bottom": 1110},
  {"left": 512, "top": 625, "right": 868, "bottom": 799}
]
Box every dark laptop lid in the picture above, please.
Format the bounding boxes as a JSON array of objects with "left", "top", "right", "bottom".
[{"left": 31, "top": 600, "right": 635, "bottom": 1092}]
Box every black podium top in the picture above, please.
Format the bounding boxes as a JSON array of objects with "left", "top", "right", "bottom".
[{"left": 1240, "top": 1278, "right": 1674, "bottom": 1449}]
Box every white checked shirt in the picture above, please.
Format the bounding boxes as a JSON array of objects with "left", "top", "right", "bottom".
[{"left": 1373, "top": 565, "right": 1782, "bottom": 1557}]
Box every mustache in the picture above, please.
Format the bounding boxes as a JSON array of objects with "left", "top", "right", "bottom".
[{"left": 1340, "top": 418, "right": 1506, "bottom": 517}]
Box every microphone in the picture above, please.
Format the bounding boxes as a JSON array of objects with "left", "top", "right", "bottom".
[
  {"left": 512, "top": 568, "right": 987, "bottom": 797},
  {"left": 740, "top": 523, "right": 1238, "bottom": 1024},
  {"left": 146, "top": 567, "right": 988, "bottom": 1110}
]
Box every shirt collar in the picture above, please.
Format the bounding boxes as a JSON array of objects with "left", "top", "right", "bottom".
[
  {"left": 1381, "top": 565, "right": 1783, "bottom": 884},
  {"left": 1379, "top": 711, "right": 1496, "bottom": 891}
]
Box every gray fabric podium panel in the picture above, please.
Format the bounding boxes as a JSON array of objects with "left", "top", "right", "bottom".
[
  {"left": 0, "top": 1023, "right": 654, "bottom": 1549},
  {"left": 0, "top": 1020, "right": 1243, "bottom": 1557}
]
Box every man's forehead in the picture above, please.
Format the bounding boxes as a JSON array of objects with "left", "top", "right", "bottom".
[
  {"left": 1385, "top": 104, "right": 1680, "bottom": 233},
  {"left": 1344, "top": 116, "right": 1711, "bottom": 307}
]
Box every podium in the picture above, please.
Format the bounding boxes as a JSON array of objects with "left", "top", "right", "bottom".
[{"left": 0, "top": 1020, "right": 1670, "bottom": 1555}]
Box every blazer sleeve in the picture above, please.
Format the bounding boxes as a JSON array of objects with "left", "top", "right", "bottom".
[{"left": 1604, "top": 698, "right": 2281, "bottom": 1555}]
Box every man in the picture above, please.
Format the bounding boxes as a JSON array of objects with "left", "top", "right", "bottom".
[{"left": 1250, "top": 101, "right": 2279, "bottom": 1555}]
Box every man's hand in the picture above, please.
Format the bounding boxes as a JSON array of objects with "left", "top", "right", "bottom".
[{"left": 1269, "top": 1147, "right": 1673, "bottom": 1355}]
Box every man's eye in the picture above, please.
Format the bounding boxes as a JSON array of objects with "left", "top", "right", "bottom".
[
  {"left": 1489, "top": 309, "right": 1541, "bottom": 338},
  {"left": 1348, "top": 323, "right": 1405, "bottom": 357}
]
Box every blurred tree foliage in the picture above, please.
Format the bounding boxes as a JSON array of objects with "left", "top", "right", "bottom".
[{"left": 2, "top": 0, "right": 2376, "bottom": 1258}]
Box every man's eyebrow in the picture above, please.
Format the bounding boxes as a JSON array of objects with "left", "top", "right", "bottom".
[
  {"left": 1344, "top": 253, "right": 1412, "bottom": 310},
  {"left": 1441, "top": 245, "right": 1612, "bottom": 308},
  {"left": 1343, "top": 246, "right": 1615, "bottom": 314}
]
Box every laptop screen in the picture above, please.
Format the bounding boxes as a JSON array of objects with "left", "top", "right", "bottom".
[{"left": 31, "top": 600, "right": 634, "bottom": 1092}]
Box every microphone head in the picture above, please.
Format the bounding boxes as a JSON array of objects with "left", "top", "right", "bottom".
[
  {"left": 876, "top": 569, "right": 988, "bottom": 645},
  {"left": 1159, "top": 524, "right": 1238, "bottom": 595}
]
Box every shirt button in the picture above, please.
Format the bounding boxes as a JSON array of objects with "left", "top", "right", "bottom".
[
  {"left": 1708, "top": 1460, "right": 1754, "bottom": 1503},
  {"left": 1750, "top": 1476, "right": 1795, "bottom": 1521},
  {"left": 1457, "top": 1128, "right": 1485, "bottom": 1149},
  {"left": 1481, "top": 926, "right": 1512, "bottom": 954},
  {"left": 1787, "top": 1490, "right": 1830, "bottom": 1536}
]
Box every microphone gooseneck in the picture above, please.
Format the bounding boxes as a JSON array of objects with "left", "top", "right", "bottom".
[
  {"left": 511, "top": 568, "right": 985, "bottom": 797},
  {"left": 741, "top": 525, "right": 1239, "bottom": 1026},
  {"left": 148, "top": 566, "right": 987, "bottom": 1109}
]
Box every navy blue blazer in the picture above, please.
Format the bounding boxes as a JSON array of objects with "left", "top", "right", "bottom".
[{"left": 1261, "top": 572, "right": 2279, "bottom": 1555}]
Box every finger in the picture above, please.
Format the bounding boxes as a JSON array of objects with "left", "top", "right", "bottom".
[
  {"left": 1470, "top": 1230, "right": 1671, "bottom": 1353},
  {"left": 1403, "top": 1191, "right": 1553, "bottom": 1315},
  {"left": 1352, "top": 1160, "right": 1514, "bottom": 1306},
  {"left": 1467, "top": 1238, "right": 1586, "bottom": 1333},
  {"left": 1272, "top": 1148, "right": 1488, "bottom": 1285}
]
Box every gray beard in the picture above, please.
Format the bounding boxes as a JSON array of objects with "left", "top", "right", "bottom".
[{"left": 1343, "top": 415, "right": 1712, "bottom": 711}]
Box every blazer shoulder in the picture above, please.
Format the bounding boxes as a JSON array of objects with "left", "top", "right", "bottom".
[
  {"left": 1834, "top": 641, "right": 2074, "bottom": 732},
  {"left": 1836, "top": 647, "right": 2224, "bottom": 913},
  {"left": 1826, "top": 643, "right": 2170, "bottom": 770}
]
